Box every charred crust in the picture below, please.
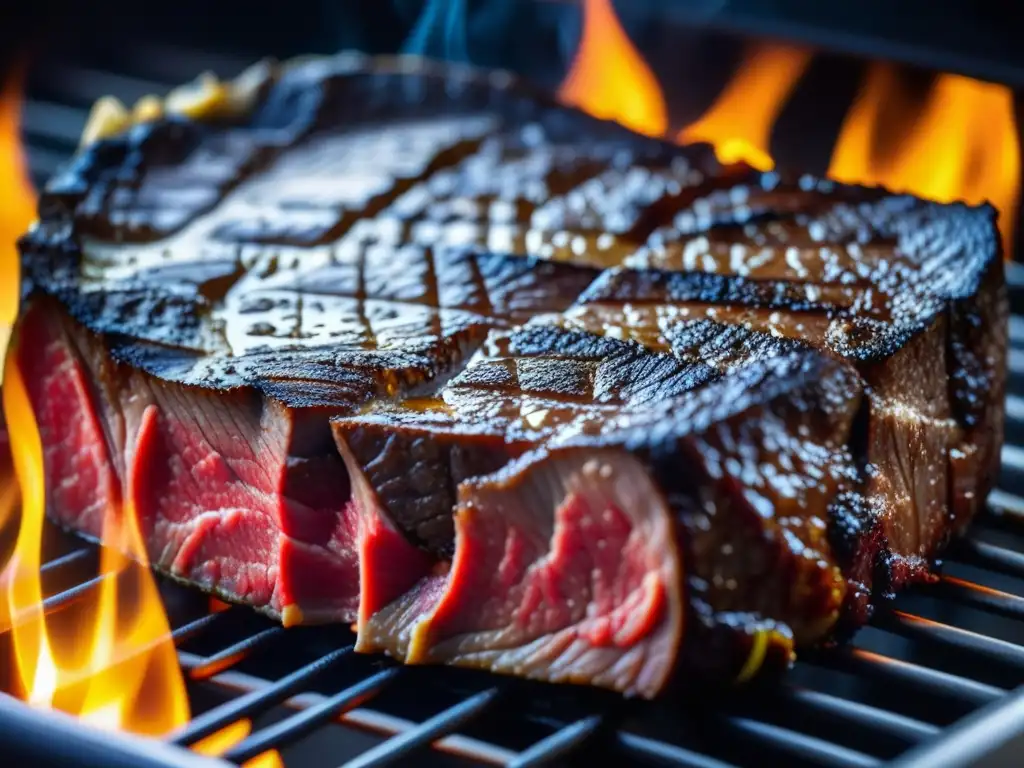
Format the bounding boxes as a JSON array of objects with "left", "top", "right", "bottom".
[
  {"left": 577, "top": 267, "right": 854, "bottom": 313},
  {"left": 15, "top": 52, "right": 1007, "bottom": 695}
]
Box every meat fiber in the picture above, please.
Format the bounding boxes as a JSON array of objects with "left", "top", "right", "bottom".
[{"left": 9, "top": 52, "right": 1007, "bottom": 697}]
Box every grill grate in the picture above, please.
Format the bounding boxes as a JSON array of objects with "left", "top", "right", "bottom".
[{"left": 6, "top": 40, "right": 1024, "bottom": 768}]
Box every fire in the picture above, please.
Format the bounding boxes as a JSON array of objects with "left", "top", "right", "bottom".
[
  {"left": 194, "top": 719, "right": 285, "bottom": 768},
  {"left": 0, "top": 66, "right": 35, "bottom": 373},
  {"left": 558, "top": 0, "right": 667, "bottom": 137},
  {"left": 559, "top": 14, "right": 1020, "bottom": 256},
  {"left": 0, "top": 62, "right": 194, "bottom": 741},
  {"left": 829, "top": 64, "right": 1020, "bottom": 254},
  {"left": 2, "top": 354, "right": 190, "bottom": 734},
  {"left": 678, "top": 43, "right": 812, "bottom": 171},
  {"left": 209, "top": 596, "right": 232, "bottom": 613}
]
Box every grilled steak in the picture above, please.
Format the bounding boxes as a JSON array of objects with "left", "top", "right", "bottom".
[{"left": 10, "top": 53, "right": 1006, "bottom": 697}]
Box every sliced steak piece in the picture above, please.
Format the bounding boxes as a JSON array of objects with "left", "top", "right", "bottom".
[
  {"left": 14, "top": 297, "right": 439, "bottom": 623},
  {"left": 333, "top": 322, "right": 726, "bottom": 557},
  {"left": 352, "top": 350, "right": 861, "bottom": 695},
  {"left": 11, "top": 52, "right": 1006, "bottom": 697}
]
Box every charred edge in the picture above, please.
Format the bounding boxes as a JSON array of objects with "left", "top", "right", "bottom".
[
  {"left": 575, "top": 267, "right": 854, "bottom": 313},
  {"left": 333, "top": 421, "right": 516, "bottom": 557}
]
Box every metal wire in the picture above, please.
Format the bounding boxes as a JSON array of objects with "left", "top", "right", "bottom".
[
  {"left": 341, "top": 688, "right": 501, "bottom": 768},
  {"left": 777, "top": 687, "right": 939, "bottom": 743},
  {"left": 814, "top": 648, "right": 1004, "bottom": 706},
  {"left": 507, "top": 715, "right": 604, "bottom": 768},
  {"left": 170, "top": 647, "right": 354, "bottom": 747},
  {"left": 224, "top": 669, "right": 402, "bottom": 763},
  {"left": 721, "top": 717, "right": 881, "bottom": 768}
]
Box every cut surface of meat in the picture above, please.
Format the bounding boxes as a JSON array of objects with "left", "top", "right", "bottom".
[{"left": 11, "top": 52, "right": 1007, "bottom": 697}]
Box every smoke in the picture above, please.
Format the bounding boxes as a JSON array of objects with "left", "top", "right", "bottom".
[
  {"left": 401, "top": 0, "right": 470, "bottom": 63},
  {"left": 390, "top": 0, "right": 576, "bottom": 89}
]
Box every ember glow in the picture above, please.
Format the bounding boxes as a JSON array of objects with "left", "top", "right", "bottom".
[
  {"left": 829, "top": 64, "right": 1020, "bottom": 255},
  {"left": 557, "top": 0, "right": 667, "bottom": 137},
  {"left": 678, "top": 43, "right": 813, "bottom": 171}
]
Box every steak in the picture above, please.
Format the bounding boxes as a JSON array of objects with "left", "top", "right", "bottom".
[{"left": 9, "top": 53, "right": 1006, "bottom": 697}]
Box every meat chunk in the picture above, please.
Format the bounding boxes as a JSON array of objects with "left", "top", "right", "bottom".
[
  {"left": 10, "top": 52, "right": 1006, "bottom": 697},
  {"left": 341, "top": 336, "right": 861, "bottom": 694}
]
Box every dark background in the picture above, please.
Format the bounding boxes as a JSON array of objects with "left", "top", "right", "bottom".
[
  {"left": 2, "top": 1, "right": 1023, "bottom": 151},
  {"left": 4, "top": 0, "right": 1024, "bottom": 176},
  {"left": 4, "top": 0, "right": 1024, "bottom": 83}
]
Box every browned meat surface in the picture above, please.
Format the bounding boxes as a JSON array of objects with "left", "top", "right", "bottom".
[{"left": 11, "top": 52, "right": 1007, "bottom": 697}]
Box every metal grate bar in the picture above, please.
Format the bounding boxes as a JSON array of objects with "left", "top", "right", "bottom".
[
  {"left": 815, "top": 648, "right": 1003, "bottom": 706},
  {"left": 988, "top": 489, "right": 1024, "bottom": 514},
  {"left": 40, "top": 571, "right": 111, "bottom": 613},
  {"left": 954, "top": 538, "right": 1024, "bottom": 581},
  {"left": 999, "top": 446, "right": 1024, "bottom": 489},
  {"left": 877, "top": 611, "right": 1024, "bottom": 670},
  {"left": 171, "top": 611, "right": 231, "bottom": 646},
  {"left": 39, "top": 547, "right": 93, "bottom": 575},
  {"left": 222, "top": 668, "right": 400, "bottom": 763},
  {"left": 615, "top": 732, "right": 737, "bottom": 768},
  {"left": 778, "top": 687, "right": 939, "bottom": 742},
  {"left": 1009, "top": 314, "right": 1024, "bottom": 345},
  {"left": 21, "top": 99, "right": 89, "bottom": 147},
  {"left": 932, "top": 576, "right": 1024, "bottom": 621},
  {"left": 1009, "top": 350, "right": 1024, "bottom": 378},
  {"left": 171, "top": 646, "right": 353, "bottom": 746},
  {"left": 174, "top": 654, "right": 515, "bottom": 764},
  {"left": 890, "top": 687, "right": 1024, "bottom": 768},
  {"left": 33, "top": 64, "right": 176, "bottom": 107},
  {"left": 506, "top": 715, "right": 604, "bottom": 768},
  {"left": 982, "top": 490, "right": 1024, "bottom": 534},
  {"left": 0, "top": 694, "right": 230, "bottom": 768},
  {"left": 722, "top": 717, "right": 881, "bottom": 768},
  {"left": 187, "top": 627, "right": 285, "bottom": 681},
  {"left": 341, "top": 687, "right": 502, "bottom": 768}
]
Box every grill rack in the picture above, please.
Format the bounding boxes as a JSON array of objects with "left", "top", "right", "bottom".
[{"left": 7, "top": 40, "right": 1024, "bottom": 768}]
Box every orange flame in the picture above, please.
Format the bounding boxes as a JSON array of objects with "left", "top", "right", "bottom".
[
  {"left": 0, "top": 66, "right": 36, "bottom": 373},
  {"left": 209, "top": 596, "right": 232, "bottom": 613},
  {"left": 558, "top": 0, "right": 667, "bottom": 137},
  {"left": 829, "top": 64, "right": 1020, "bottom": 254},
  {"left": 0, "top": 63, "right": 195, "bottom": 742},
  {"left": 193, "top": 719, "right": 285, "bottom": 768},
  {"left": 0, "top": 59, "right": 284, "bottom": 763},
  {"left": 2, "top": 354, "right": 190, "bottom": 734},
  {"left": 678, "top": 43, "right": 813, "bottom": 171}
]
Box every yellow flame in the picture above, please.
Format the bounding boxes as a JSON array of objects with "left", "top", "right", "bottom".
[
  {"left": 2, "top": 348, "right": 190, "bottom": 735},
  {"left": 76, "top": 499, "right": 190, "bottom": 735},
  {"left": 0, "top": 60, "right": 195, "bottom": 739},
  {"left": 0, "top": 66, "right": 36, "bottom": 372},
  {"left": 3, "top": 357, "right": 58, "bottom": 706},
  {"left": 678, "top": 43, "right": 812, "bottom": 170},
  {"left": 829, "top": 65, "right": 1020, "bottom": 255},
  {"left": 557, "top": 0, "right": 667, "bottom": 137}
]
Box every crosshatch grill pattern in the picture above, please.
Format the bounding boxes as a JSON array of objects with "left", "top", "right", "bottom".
[{"left": 7, "top": 43, "right": 1024, "bottom": 768}]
